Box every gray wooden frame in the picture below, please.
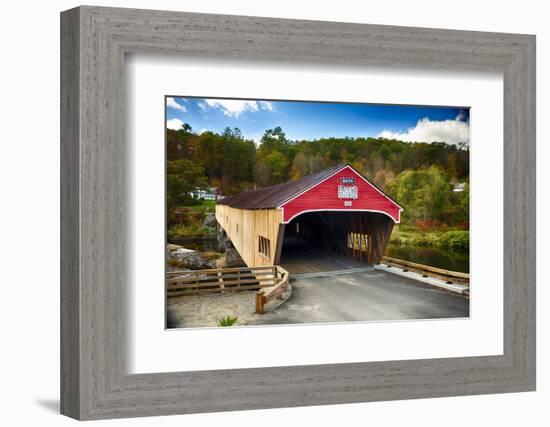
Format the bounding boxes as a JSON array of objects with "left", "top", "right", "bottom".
[{"left": 60, "top": 5, "right": 536, "bottom": 420}]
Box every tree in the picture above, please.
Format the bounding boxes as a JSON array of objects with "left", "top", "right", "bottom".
[
  {"left": 447, "top": 152, "right": 459, "bottom": 179},
  {"left": 389, "top": 166, "right": 453, "bottom": 225},
  {"left": 290, "top": 152, "right": 309, "bottom": 180},
  {"left": 266, "top": 151, "right": 290, "bottom": 184},
  {"left": 253, "top": 159, "right": 272, "bottom": 188},
  {"left": 166, "top": 159, "right": 208, "bottom": 207}
]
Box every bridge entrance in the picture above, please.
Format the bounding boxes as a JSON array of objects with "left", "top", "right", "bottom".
[{"left": 279, "top": 211, "right": 394, "bottom": 275}]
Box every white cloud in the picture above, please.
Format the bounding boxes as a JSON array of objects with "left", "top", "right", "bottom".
[
  {"left": 166, "top": 118, "right": 185, "bottom": 130},
  {"left": 166, "top": 97, "right": 187, "bottom": 112},
  {"left": 249, "top": 132, "right": 263, "bottom": 146},
  {"left": 199, "top": 99, "right": 275, "bottom": 117},
  {"left": 259, "top": 101, "right": 274, "bottom": 111},
  {"left": 377, "top": 116, "right": 470, "bottom": 145}
]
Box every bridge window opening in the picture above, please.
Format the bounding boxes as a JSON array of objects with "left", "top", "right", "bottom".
[
  {"left": 347, "top": 232, "right": 370, "bottom": 262},
  {"left": 258, "top": 236, "right": 271, "bottom": 258}
]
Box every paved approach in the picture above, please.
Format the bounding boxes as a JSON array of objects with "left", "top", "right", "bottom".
[{"left": 251, "top": 268, "right": 469, "bottom": 326}]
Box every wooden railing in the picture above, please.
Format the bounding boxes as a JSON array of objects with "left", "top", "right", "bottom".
[
  {"left": 255, "top": 266, "right": 290, "bottom": 314},
  {"left": 380, "top": 256, "right": 469, "bottom": 285},
  {"left": 166, "top": 266, "right": 279, "bottom": 297}
]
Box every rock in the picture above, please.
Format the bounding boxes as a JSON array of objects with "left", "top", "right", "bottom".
[
  {"left": 203, "top": 213, "right": 217, "bottom": 228},
  {"left": 166, "top": 243, "right": 183, "bottom": 254},
  {"left": 173, "top": 247, "right": 194, "bottom": 255},
  {"left": 171, "top": 251, "right": 216, "bottom": 270},
  {"left": 224, "top": 247, "right": 246, "bottom": 268}
]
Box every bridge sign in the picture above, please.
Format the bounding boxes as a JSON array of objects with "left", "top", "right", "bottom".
[{"left": 338, "top": 182, "right": 358, "bottom": 200}]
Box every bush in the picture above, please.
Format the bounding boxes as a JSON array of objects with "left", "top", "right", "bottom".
[
  {"left": 438, "top": 231, "right": 469, "bottom": 250},
  {"left": 218, "top": 316, "right": 238, "bottom": 327},
  {"left": 389, "top": 227, "right": 469, "bottom": 250},
  {"left": 167, "top": 258, "right": 185, "bottom": 268},
  {"left": 167, "top": 223, "right": 208, "bottom": 241}
]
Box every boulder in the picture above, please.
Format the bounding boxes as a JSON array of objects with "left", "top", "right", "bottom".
[
  {"left": 224, "top": 247, "right": 246, "bottom": 268},
  {"left": 203, "top": 212, "right": 217, "bottom": 228},
  {"left": 170, "top": 251, "right": 216, "bottom": 270}
]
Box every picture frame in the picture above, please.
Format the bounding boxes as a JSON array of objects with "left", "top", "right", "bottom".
[{"left": 60, "top": 5, "right": 536, "bottom": 420}]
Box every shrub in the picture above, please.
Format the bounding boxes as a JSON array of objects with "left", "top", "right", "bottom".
[
  {"left": 438, "top": 230, "right": 470, "bottom": 250},
  {"left": 167, "top": 223, "right": 208, "bottom": 241},
  {"left": 167, "top": 258, "right": 185, "bottom": 268},
  {"left": 218, "top": 316, "right": 238, "bottom": 327},
  {"left": 389, "top": 227, "right": 469, "bottom": 250}
]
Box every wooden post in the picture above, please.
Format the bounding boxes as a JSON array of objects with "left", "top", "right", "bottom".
[
  {"left": 218, "top": 271, "right": 224, "bottom": 293},
  {"left": 359, "top": 215, "right": 363, "bottom": 262},
  {"left": 256, "top": 291, "right": 265, "bottom": 314}
]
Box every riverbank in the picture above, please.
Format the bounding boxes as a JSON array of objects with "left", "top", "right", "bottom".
[
  {"left": 386, "top": 225, "right": 469, "bottom": 273},
  {"left": 389, "top": 226, "right": 469, "bottom": 250}
]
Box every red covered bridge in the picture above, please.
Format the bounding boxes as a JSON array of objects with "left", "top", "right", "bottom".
[{"left": 215, "top": 164, "right": 402, "bottom": 271}]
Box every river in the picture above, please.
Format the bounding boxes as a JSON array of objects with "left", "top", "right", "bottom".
[{"left": 384, "top": 242, "right": 470, "bottom": 273}]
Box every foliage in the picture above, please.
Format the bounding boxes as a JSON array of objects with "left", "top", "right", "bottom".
[
  {"left": 217, "top": 316, "right": 238, "bottom": 327},
  {"left": 437, "top": 230, "right": 470, "bottom": 250},
  {"left": 167, "top": 258, "right": 185, "bottom": 268},
  {"left": 166, "top": 122, "right": 470, "bottom": 233},
  {"left": 388, "top": 166, "right": 468, "bottom": 226},
  {"left": 167, "top": 224, "right": 207, "bottom": 241},
  {"left": 390, "top": 227, "right": 469, "bottom": 250}
]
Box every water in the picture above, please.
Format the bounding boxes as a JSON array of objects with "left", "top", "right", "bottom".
[
  {"left": 385, "top": 242, "right": 470, "bottom": 273},
  {"left": 170, "top": 237, "right": 222, "bottom": 252}
]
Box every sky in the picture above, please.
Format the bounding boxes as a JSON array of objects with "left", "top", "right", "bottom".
[{"left": 166, "top": 96, "right": 470, "bottom": 146}]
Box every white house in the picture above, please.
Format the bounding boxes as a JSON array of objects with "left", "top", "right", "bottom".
[{"left": 188, "top": 187, "right": 223, "bottom": 201}]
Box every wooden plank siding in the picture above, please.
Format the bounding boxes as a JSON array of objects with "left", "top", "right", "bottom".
[
  {"left": 280, "top": 165, "right": 402, "bottom": 224},
  {"left": 216, "top": 204, "right": 283, "bottom": 268}
]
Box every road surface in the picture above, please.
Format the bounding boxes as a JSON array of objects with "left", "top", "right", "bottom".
[{"left": 251, "top": 268, "right": 469, "bottom": 325}]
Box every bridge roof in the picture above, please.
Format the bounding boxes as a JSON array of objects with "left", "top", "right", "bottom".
[
  {"left": 218, "top": 164, "right": 343, "bottom": 209},
  {"left": 217, "top": 164, "right": 401, "bottom": 212}
]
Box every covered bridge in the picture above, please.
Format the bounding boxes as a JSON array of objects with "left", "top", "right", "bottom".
[{"left": 215, "top": 164, "right": 402, "bottom": 270}]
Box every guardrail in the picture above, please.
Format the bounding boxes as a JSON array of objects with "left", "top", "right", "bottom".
[
  {"left": 166, "top": 266, "right": 279, "bottom": 297},
  {"left": 380, "top": 256, "right": 469, "bottom": 285},
  {"left": 255, "top": 266, "right": 290, "bottom": 314}
]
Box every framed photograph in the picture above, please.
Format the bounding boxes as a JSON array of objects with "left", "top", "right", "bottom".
[
  {"left": 61, "top": 6, "right": 536, "bottom": 420},
  {"left": 164, "top": 97, "right": 471, "bottom": 329}
]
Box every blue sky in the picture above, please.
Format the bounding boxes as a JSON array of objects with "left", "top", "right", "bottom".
[{"left": 166, "top": 97, "right": 470, "bottom": 146}]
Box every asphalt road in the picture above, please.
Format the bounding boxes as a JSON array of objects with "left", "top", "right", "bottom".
[{"left": 250, "top": 268, "right": 469, "bottom": 326}]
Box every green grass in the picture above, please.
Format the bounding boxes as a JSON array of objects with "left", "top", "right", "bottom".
[
  {"left": 390, "top": 226, "right": 469, "bottom": 250},
  {"left": 167, "top": 223, "right": 210, "bottom": 240},
  {"left": 217, "top": 316, "right": 238, "bottom": 327},
  {"left": 183, "top": 200, "right": 216, "bottom": 214}
]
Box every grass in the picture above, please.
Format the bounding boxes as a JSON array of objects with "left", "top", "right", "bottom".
[
  {"left": 217, "top": 316, "right": 238, "bottom": 327},
  {"left": 167, "top": 223, "right": 210, "bottom": 240},
  {"left": 390, "top": 225, "right": 469, "bottom": 250},
  {"left": 184, "top": 200, "right": 216, "bottom": 214},
  {"left": 167, "top": 200, "right": 217, "bottom": 241}
]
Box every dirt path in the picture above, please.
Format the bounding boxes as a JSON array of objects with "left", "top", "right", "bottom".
[{"left": 166, "top": 287, "right": 292, "bottom": 329}]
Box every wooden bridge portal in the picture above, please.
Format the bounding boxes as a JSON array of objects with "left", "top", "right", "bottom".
[{"left": 215, "top": 164, "right": 403, "bottom": 270}]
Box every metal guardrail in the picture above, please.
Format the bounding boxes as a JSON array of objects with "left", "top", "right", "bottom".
[{"left": 380, "top": 256, "right": 470, "bottom": 285}]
